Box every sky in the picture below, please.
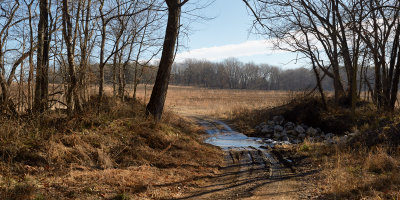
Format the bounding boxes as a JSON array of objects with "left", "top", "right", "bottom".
[{"left": 174, "top": 0, "right": 308, "bottom": 69}]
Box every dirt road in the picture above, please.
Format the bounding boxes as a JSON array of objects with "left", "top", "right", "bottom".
[{"left": 179, "top": 119, "right": 317, "bottom": 200}]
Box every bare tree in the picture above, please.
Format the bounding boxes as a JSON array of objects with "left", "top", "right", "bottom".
[
  {"left": 146, "top": 0, "right": 189, "bottom": 120},
  {"left": 33, "top": 0, "right": 50, "bottom": 112}
]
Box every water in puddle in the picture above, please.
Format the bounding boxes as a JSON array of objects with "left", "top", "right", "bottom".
[{"left": 199, "top": 120, "right": 279, "bottom": 149}]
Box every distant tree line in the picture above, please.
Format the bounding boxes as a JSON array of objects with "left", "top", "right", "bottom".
[
  {"left": 171, "top": 58, "right": 376, "bottom": 92},
  {"left": 171, "top": 58, "right": 317, "bottom": 90}
]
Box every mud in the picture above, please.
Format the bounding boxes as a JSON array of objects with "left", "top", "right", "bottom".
[{"left": 179, "top": 118, "right": 317, "bottom": 200}]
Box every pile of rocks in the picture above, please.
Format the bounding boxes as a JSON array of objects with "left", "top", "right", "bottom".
[{"left": 254, "top": 115, "right": 336, "bottom": 144}]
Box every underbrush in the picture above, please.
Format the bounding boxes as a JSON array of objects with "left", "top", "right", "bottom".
[
  {"left": 296, "top": 141, "right": 400, "bottom": 199},
  {"left": 0, "top": 97, "right": 223, "bottom": 199},
  {"left": 228, "top": 93, "right": 400, "bottom": 199},
  {"left": 228, "top": 93, "right": 379, "bottom": 136}
]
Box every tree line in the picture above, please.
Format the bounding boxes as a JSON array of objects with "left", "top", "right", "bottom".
[
  {"left": 171, "top": 58, "right": 389, "bottom": 99},
  {"left": 171, "top": 58, "right": 318, "bottom": 90}
]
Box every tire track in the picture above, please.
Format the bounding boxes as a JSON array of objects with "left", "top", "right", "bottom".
[{"left": 180, "top": 118, "right": 299, "bottom": 200}]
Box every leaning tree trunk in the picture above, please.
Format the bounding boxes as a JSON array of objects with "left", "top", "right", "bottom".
[{"left": 146, "top": 1, "right": 181, "bottom": 120}]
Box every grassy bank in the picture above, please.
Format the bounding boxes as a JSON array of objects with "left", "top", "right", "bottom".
[
  {"left": 0, "top": 97, "right": 223, "bottom": 199},
  {"left": 228, "top": 94, "right": 400, "bottom": 199}
]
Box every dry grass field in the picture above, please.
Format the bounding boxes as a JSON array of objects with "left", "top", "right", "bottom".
[{"left": 132, "top": 84, "right": 293, "bottom": 117}]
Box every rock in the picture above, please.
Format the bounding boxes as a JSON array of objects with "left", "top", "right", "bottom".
[
  {"left": 324, "top": 133, "right": 334, "bottom": 140},
  {"left": 291, "top": 139, "right": 301, "bottom": 144},
  {"left": 284, "top": 122, "right": 295, "bottom": 130},
  {"left": 306, "top": 127, "right": 318, "bottom": 136},
  {"left": 286, "top": 129, "right": 297, "bottom": 136},
  {"left": 282, "top": 141, "right": 291, "bottom": 145},
  {"left": 301, "top": 123, "right": 308, "bottom": 130},
  {"left": 314, "top": 136, "right": 322, "bottom": 142},
  {"left": 265, "top": 134, "right": 272, "bottom": 138},
  {"left": 282, "top": 136, "right": 290, "bottom": 142},
  {"left": 273, "top": 132, "right": 281, "bottom": 139},
  {"left": 316, "top": 128, "right": 322, "bottom": 133},
  {"left": 259, "top": 122, "right": 267, "bottom": 127},
  {"left": 349, "top": 132, "right": 358, "bottom": 137},
  {"left": 324, "top": 138, "right": 335, "bottom": 145},
  {"left": 267, "top": 120, "right": 275, "bottom": 125},
  {"left": 298, "top": 133, "right": 306, "bottom": 139},
  {"left": 274, "top": 125, "right": 284, "bottom": 132},
  {"left": 261, "top": 125, "right": 274, "bottom": 134},
  {"left": 273, "top": 115, "right": 285, "bottom": 125},
  {"left": 280, "top": 130, "right": 288, "bottom": 137},
  {"left": 264, "top": 139, "right": 274, "bottom": 143},
  {"left": 339, "top": 135, "right": 349, "bottom": 144},
  {"left": 295, "top": 125, "right": 305, "bottom": 134}
]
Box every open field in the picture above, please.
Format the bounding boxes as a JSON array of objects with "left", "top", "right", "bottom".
[{"left": 132, "top": 85, "right": 293, "bottom": 117}]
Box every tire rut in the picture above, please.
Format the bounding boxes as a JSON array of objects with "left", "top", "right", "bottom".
[{"left": 179, "top": 118, "right": 299, "bottom": 200}]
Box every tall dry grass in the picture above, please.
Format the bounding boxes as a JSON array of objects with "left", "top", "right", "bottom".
[
  {"left": 297, "top": 140, "right": 400, "bottom": 199},
  {"left": 132, "top": 84, "right": 292, "bottom": 117},
  {"left": 0, "top": 97, "right": 223, "bottom": 199}
]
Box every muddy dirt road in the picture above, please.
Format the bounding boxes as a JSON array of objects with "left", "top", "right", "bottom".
[{"left": 180, "top": 119, "right": 318, "bottom": 200}]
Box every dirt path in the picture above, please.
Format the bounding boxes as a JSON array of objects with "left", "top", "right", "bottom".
[{"left": 179, "top": 119, "right": 316, "bottom": 200}]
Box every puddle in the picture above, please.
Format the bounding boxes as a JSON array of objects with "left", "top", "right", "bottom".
[{"left": 199, "top": 120, "right": 281, "bottom": 149}]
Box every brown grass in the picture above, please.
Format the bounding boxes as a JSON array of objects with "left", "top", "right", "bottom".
[
  {"left": 306, "top": 144, "right": 400, "bottom": 199},
  {"left": 132, "top": 84, "right": 292, "bottom": 117},
  {"left": 0, "top": 97, "right": 223, "bottom": 199}
]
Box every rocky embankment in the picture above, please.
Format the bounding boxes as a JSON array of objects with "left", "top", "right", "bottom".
[{"left": 254, "top": 115, "right": 341, "bottom": 144}]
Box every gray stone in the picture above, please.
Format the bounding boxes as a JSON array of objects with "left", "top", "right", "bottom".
[
  {"left": 291, "top": 139, "right": 301, "bottom": 144},
  {"left": 314, "top": 136, "right": 322, "bottom": 142},
  {"left": 274, "top": 125, "right": 284, "bottom": 132},
  {"left": 274, "top": 132, "right": 281, "bottom": 139},
  {"left": 267, "top": 120, "right": 275, "bottom": 125},
  {"left": 306, "top": 127, "right": 318, "bottom": 136},
  {"left": 286, "top": 129, "right": 297, "bottom": 136},
  {"left": 325, "top": 138, "right": 335, "bottom": 145},
  {"left": 324, "top": 133, "right": 334, "bottom": 140},
  {"left": 265, "top": 134, "right": 272, "bottom": 138},
  {"left": 349, "top": 132, "right": 358, "bottom": 137},
  {"left": 280, "top": 130, "right": 288, "bottom": 136},
  {"left": 295, "top": 125, "right": 305, "bottom": 134},
  {"left": 298, "top": 133, "right": 306, "bottom": 139},
  {"left": 261, "top": 125, "right": 274, "bottom": 134},
  {"left": 284, "top": 122, "right": 295, "bottom": 130},
  {"left": 339, "top": 135, "right": 349, "bottom": 144},
  {"left": 282, "top": 136, "right": 290, "bottom": 142},
  {"left": 273, "top": 115, "right": 285, "bottom": 125},
  {"left": 264, "top": 139, "right": 274, "bottom": 143},
  {"left": 259, "top": 122, "right": 267, "bottom": 127}
]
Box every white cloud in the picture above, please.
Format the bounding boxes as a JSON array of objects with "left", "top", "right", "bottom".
[{"left": 175, "top": 40, "right": 285, "bottom": 63}]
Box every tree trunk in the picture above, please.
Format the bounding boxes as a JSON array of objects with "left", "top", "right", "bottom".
[
  {"left": 98, "top": 1, "right": 106, "bottom": 103},
  {"left": 27, "top": 1, "right": 34, "bottom": 111},
  {"left": 390, "top": 45, "right": 400, "bottom": 110},
  {"left": 34, "top": 0, "right": 49, "bottom": 113},
  {"left": 62, "top": 0, "right": 79, "bottom": 115},
  {"left": 146, "top": 0, "right": 181, "bottom": 120}
]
